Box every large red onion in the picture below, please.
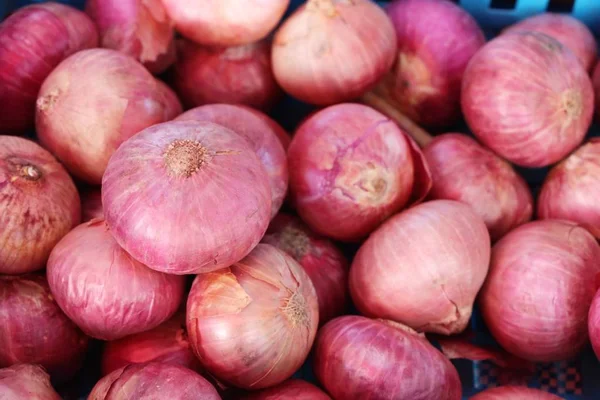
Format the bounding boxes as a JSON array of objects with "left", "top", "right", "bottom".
[
  {"left": 162, "top": 0, "right": 289, "bottom": 46},
  {"left": 0, "top": 364, "right": 61, "bottom": 400},
  {"left": 0, "top": 274, "right": 89, "bottom": 383},
  {"left": 288, "top": 103, "right": 431, "bottom": 241},
  {"left": 176, "top": 104, "right": 288, "bottom": 217},
  {"left": 314, "top": 316, "right": 462, "bottom": 400},
  {"left": 102, "top": 121, "right": 271, "bottom": 274},
  {"left": 589, "top": 289, "right": 600, "bottom": 360},
  {"left": 89, "top": 362, "right": 221, "bottom": 400},
  {"left": 80, "top": 187, "right": 103, "bottom": 222},
  {"left": 262, "top": 213, "right": 348, "bottom": 324},
  {"left": 350, "top": 200, "right": 490, "bottom": 335},
  {"left": 503, "top": 13, "right": 597, "bottom": 73},
  {"left": 373, "top": 0, "right": 485, "bottom": 128},
  {"left": 272, "top": 0, "right": 397, "bottom": 105},
  {"left": 480, "top": 220, "right": 600, "bottom": 362},
  {"left": 462, "top": 31, "right": 593, "bottom": 167},
  {"left": 241, "top": 379, "right": 331, "bottom": 399},
  {"left": 186, "top": 244, "right": 318, "bottom": 389},
  {"left": 470, "top": 386, "right": 562, "bottom": 400},
  {"left": 0, "top": 136, "right": 80, "bottom": 275},
  {"left": 47, "top": 220, "right": 185, "bottom": 340},
  {"left": 0, "top": 2, "right": 98, "bottom": 134},
  {"left": 36, "top": 48, "right": 182, "bottom": 184}
]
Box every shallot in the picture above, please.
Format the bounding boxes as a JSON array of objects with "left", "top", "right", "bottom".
[
  {"left": 241, "top": 379, "right": 331, "bottom": 399},
  {"left": 0, "top": 364, "right": 61, "bottom": 400}
]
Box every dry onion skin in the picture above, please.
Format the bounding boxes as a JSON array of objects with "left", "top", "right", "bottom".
[{"left": 0, "top": 364, "right": 62, "bottom": 400}]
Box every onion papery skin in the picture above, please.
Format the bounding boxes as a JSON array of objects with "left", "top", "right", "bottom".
[
  {"left": 176, "top": 104, "right": 288, "bottom": 218},
  {"left": 350, "top": 199, "right": 490, "bottom": 335},
  {"left": 0, "top": 2, "right": 98, "bottom": 134},
  {"left": 424, "top": 133, "right": 533, "bottom": 241},
  {"left": 462, "top": 31, "right": 593, "bottom": 167},
  {"left": 0, "top": 136, "right": 80, "bottom": 275},
  {"left": 102, "top": 121, "right": 271, "bottom": 275},
  {"left": 470, "top": 386, "right": 563, "bottom": 400},
  {"left": 47, "top": 220, "right": 185, "bottom": 341},
  {"left": 262, "top": 213, "right": 348, "bottom": 324},
  {"left": 240, "top": 379, "right": 331, "bottom": 400},
  {"left": 0, "top": 364, "right": 61, "bottom": 400},
  {"left": 503, "top": 13, "right": 597, "bottom": 73},
  {"left": 186, "top": 244, "right": 319, "bottom": 390},
  {"left": 272, "top": 0, "right": 397, "bottom": 105},
  {"left": 80, "top": 187, "right": 103, "bottom": 222},
  {"left": 589, "top": 289, "right": 600, "bottom": 360},
  {"left": 162, "top": 0, "right": 289, "bottom": 47},
  {"left": 89, "top": 362, "right": 221, "bottom": 400},
  {"left": 0, "top": 275, "right": 89, "bottom": 383},
  {"left": 479, "top": 220, "right": 600, "bottom": 362},
  {"left": 36, "top": 48, "right": 182, "bottom": 184},
  {"left": 375, "top": 0, "right": 485, "bottom": 128},
  {"left": 314, "top": 316, "right": 462, "bottom": 400},
  {"left": 288, "top": 103, "right": 431, "bottom": 242}
]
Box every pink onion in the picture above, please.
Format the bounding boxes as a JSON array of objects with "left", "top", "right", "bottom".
[
  {"left": 462, "top": 31, "right": 593, "bottom": 167},
  {"left": 0, "top": 274, "right": 89, "bottom": 383},
  {"left": 272, "top": 0, "right": 397, "bottom": 105},
  {"left": 314, "top": 316, "right": 462, "bottom": 400},
  {"left": 350, "top": 199, "right": 490, "bottom": 335},
  {"left": 503, "top": 13, "right": 597, "bottom": 73},
  {"left": 80, "top": 187, "right": 103, "bottom": 222},
  {"left": 0, "top": 2, "right": 98, "bottom": 134},
  {"left": 288, "top": 103, "right": 431, "bottom": 241},
  {"left": 102, "top": 121, "right": 271, "bottom": 274},
  {"left": 0, "top": 136, "right": 80, "bottom": 275},
  {"left": 47, "top": 219, "right": 185, "bottom": 340},
  {"left": 186, "top": 244, "right": 318, "bottom": 389},
  {"left": 176, "top": 104, "right": 288, "bottom": 217},
  {"left": 373, "top": 0, "right": 485, "bottom": 128},
  {"left": 470, "top": 386, "right": 562, "bottom": 400},
  {"left": 480, "top": 220, "right": 600, "bottom": 362},
  {"left": 589, "top": 289, "right": 600, "bottom": 360},
  {"left": 0, "top": 364, "right": 61, "bottom": 400},
  {"left": 36, "top": 48, "right": 182, "bottom": 184},
  {"left": 162, "top": 0, "right": 289, "bottom": 46},
  {"left": 262, "top": 213, "right": 348, "bottom": 324},
  {"left": 89, "top": 362, "right": 221, "bottom": 400},
  {"left": 172, "top": 39, "right": 281, "bottom": 111},
  {"left": 241, "top": 379, "right": 331, "bottom": 399}
]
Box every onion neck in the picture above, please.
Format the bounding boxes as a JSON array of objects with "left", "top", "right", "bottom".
[
  {"left": 306, "top": 0, "right": 338, "bottom": 17},
  {"left": 6, "top": 158, "right": 43, "bottom": 182}
]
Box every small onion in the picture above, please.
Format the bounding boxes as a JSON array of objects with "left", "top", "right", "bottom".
[
  {"left": 470, "top": 386, "right": 562, "bottom": 400},
  {"left": 241, "top": 379, "right": 331, "bottom": 400},
  {"left": 262, "top": 213, "right": 348, "bottom": 324},
  {"left": 288, "top": 103, "right": 431, "bottom": 242},
  {"left": 272, "top": 0, "right": 397, "bottom": 105},
  {"left": 0, "top": 274, "right": 89, "bottom": 383},
  {"left": 36, "top": 48, "right": 182, "bottom": 184},
  {"left": 186, "top": 244, "right": 318, "bottom": 389},
  {"left": 176, "top": 104, "right": 288, "bottom": 218},
  {"left": 80, "top": 187, "right": 103, "bottom": 222},
  {"left": 89, "top": 362, "right": 221, "bottom": 400},
  {"left": 0, "top": 136, "right": 80, "bottom": 275},
  {"left": 479, "top": 220, "right": 600, "bottom": 362},
  {"left": 102, "top": 121, "right": 271, "bottom": 274},
  {"left": 172, "top": 39, "right": 281, "bottom": 110},
  {"left": 462, "top": 31, "right": 593, "bottom": 167},
  {"left": 0, "top": 364, "right": 61, "bottom": 400},
  {"left": 47, "top": 220, "right": 185, "bottom": 340},
  {"left": 350, "top": 200, "right": 490, "bottom": 335},
  {"left": 0, "top": 2, "right": 98, "bottom": 134},
  {"left": 314, "top": 316, "right": 462, "bottom": 400},
  {"left": 589, "top": 289, "right": 600, "bottom": 360}
]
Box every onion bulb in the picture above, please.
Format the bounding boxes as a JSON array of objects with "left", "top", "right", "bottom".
[
  {"left": 0, "top": 364, "right": 61, "bottom": 400},
  {"left": 241, "top": 379, "right": 331, "bottom": 399},
  {"left": 471, "top": 386, "right": 562, "bottom": 400}
]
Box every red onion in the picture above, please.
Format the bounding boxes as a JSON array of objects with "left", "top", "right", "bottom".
[
  {"left": 0, "top": 274, "right": 89, "bottom": 383},
  {"left": 0, "top": 364, "right": 61, "bottom": 400},
  {"left": 0, "top": 2, "right": 98, "bottom": 134},
  {"left": 176, "top": 104, "right": 288, "bottom": 217},
  {"left": 162, "top": 0, "right": 289, "bottom": 46},
  {"left": 36, "top": 48, "right": 182, "bottom": 184},
  {"left": 102, "top": 121, "right": 271, "bottom": 274},
  {"left": 350, "top": 200, "right": 490, "bottom": 335},
  {"left": 241, "top": 379, "right": 331, "bottom": 399},
  {"left": 480, "top": 220, "right": 600, "bottom": 361},
  {"left": 172, "top": 39, "right": 281, "bottom": 111},
  {"left": 186, "top": 244, "right": 318, "bottom": 389},
  {"left": 470, "top": 386, "right": 562, "bottom": 400},
  {"left": 462, "top": 31, "right": 593, "bottom": 167},
  {"left": 272, "top": 0, "right": 397, "bottom": 105},
  {"left": 503, "top": 13, "right": 597, "bottom": 72},
  {"left": 0, "top": 136, "right": 80, "bottom": 275},
  {"left": 80, "top": 187, "right": 103, "bottom": 222},
  {"left": 47, "top": 219, "right": 185, "bottom": 340},
  {"left": 89, "top": 362, "right": 221, "bottom": 400},
  {"left": 288, "top": 103, "right": 431, "bottom": 241},
  {"left": 589, "top": 289, "right": 600, "bottom": 360},
  {"left": 262, "top": 213, "right": 348, "bottom": 324},
  {"left": 314, "top": 316, "right": 462, "bottom": 400},
  {"left": 373, "top": 0, "right": 485, "bottom": 128},
  {"left": 85, "top": 0, "right": 175, "bottom": 74}
]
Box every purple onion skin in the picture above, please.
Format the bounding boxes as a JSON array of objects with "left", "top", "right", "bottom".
[{"left": 0, "top": 364, "right": 62, "bottom": 400}]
